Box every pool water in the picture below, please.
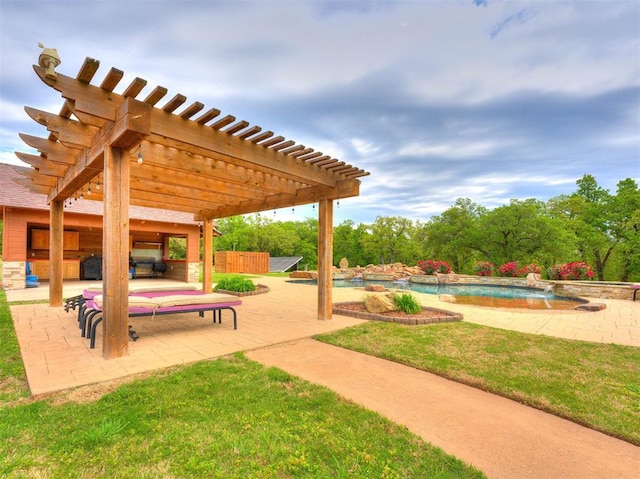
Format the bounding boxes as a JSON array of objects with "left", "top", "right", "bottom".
[{"left": 288, "top": 279, "right": 586, "bottom": 310}]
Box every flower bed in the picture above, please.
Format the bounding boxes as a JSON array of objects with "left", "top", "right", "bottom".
[
  {"left": 215, "top": 284, "right": 270, "bottom": 297},
  {"left": 333, "top": 301, "right": 462, "bottom": 325}
]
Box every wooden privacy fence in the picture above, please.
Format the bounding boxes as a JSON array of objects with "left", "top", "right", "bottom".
[{"left": 214, "top": 251, "right": 269, "bottom": 274}]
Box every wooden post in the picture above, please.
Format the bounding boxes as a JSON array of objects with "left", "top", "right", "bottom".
[
  {"left": 202, "top": 218, "right": 213, "bottom": 293},
  {"left": 49, "top": 200, "right": 64, "bottom": 307},
  {"left": 317, "top": 198, "right": 334, "bottom": 320},
  {"left": 102, "top": 146, "right": 130, "bottom": 359}
]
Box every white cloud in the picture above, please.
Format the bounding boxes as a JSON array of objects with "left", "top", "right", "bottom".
[
  {"left": 397, "top": 141, "right": 498, "bottom": 159},
  {"left": 1, "top": 0, "right": 638, "bottom": 224}
]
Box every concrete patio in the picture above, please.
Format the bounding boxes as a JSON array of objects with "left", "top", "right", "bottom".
[{"left": 6, "top": 276, "right": 640, "bottom": 396}]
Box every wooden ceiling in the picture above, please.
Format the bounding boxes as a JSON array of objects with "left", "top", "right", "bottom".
[{"left": 15, "top": 56, "right": 369, "bottom": 220}]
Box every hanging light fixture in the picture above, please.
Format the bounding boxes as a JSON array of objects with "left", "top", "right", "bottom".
[
  {"left": 137, "top": 144, "right": 143, "bottom": 164},
  {"left": 95, "top": 180, "right": 100, "bottom": 191},
  {"left": 87, "top": 183, "right": 92, "bottom": 196}
]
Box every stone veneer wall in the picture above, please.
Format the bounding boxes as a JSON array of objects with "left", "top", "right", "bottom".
[
  {"left": 2, "top": 261, "right": 26, "bottom": 290},
  {"left": 187, "top": 262, "right": 200, "bottom": 284}
]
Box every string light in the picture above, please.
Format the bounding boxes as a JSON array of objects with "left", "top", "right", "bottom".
[{"left": 137, "top": 144, "right": 143, "bottom": 164}]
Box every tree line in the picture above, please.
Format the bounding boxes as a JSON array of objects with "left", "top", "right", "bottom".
[{"left": 212, "top": 175, "right": 640, "bottom": 282}]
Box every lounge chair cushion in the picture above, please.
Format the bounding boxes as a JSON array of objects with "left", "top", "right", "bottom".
[
  {"left": 93, "top": 295, "right": 157, "bottom": 309},
  {"left": 92, "top": 293, "right": 239, "bottom": 310},
  {"left": 154, "top": 293, "right": 239, "bottom": 308},
  {"left": 129, "top": 284, "right": 201, "bottom": 294}
]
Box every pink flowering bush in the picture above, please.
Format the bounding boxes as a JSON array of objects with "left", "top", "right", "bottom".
[
  {"left": 498, "top": 261, "right": 519, "bottom": 277},
  {"left": 473, "top": 261, "right": 495, "bottom": 276},
  {"left": 547, "top": 262, "right": 594, "bottom": 281},
  {"left": 417, "top": 259, "right": 452, "bottom": 275},
  {"left": 520, "top": 263, "right": 542, "bottom": 276}
]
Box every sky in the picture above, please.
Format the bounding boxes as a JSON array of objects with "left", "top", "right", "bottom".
[{"left": 1, "top": 0, "right": 639, "bottom": 225}]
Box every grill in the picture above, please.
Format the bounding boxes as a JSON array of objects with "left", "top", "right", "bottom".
[{"left": 82, "top": 255, "right": 102, "bottom": 280}]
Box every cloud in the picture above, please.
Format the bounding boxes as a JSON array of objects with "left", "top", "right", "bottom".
[
  {"left": 1, "top": 0, "right": 638, "bottom": 225},
  {"left": 489, "top": 7, "right": 536, "bottom": 39}
]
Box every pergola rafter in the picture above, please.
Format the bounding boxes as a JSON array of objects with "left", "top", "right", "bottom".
[
  {"left": 14, "top": 52, "right": 369, "bottom": 359},
  {"left": 16, "top": 58, "right": 368, "bottom": 219}
]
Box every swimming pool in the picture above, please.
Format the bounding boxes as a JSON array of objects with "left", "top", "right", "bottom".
[{"left": 287, "top": 279, "right": 586, "bottom": 310}]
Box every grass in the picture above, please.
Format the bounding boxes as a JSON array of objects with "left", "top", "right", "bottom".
[
  {"left": 0, "top": 291, "right": 30, "bottom": 402},
  {"left": 0, "top": 358, "right": 484, "bottom": 478},
  {"left": 316, "top": 321, "right": 640, "bottom": 445},
  {"left": 0, "top": 291, "right": 485, "bottom": 478}
]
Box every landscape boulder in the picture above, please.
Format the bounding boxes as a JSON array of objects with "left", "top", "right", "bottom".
[
  {"left": 365, "top": 284, "right": 386, "bottom": 292},
  {"left": 575, "top": 303, "right": 607, "bottom": 311},
  {"left": 364, "top": 294, "right": 396, "bottom": 313}
]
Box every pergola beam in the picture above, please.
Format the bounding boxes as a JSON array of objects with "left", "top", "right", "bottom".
[{"left": 195, "top": 178, "right": 360, "bottom": 220}]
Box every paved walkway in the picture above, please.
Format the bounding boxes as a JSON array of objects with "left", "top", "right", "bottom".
[
  {"left": 248, "top": 339, "right": 640, "bottom": 479},
  {"left": 7, "top": 276, "right": 640, "bottom": 478}
]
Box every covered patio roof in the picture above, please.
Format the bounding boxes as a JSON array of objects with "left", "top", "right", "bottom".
[{"left": 14, "top": 47, "right": 370, "bottom": 359}]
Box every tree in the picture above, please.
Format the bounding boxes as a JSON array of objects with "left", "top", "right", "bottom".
[
  {"left": 472, "top": 199, "right": 571, "bottom": 268},
  {"left": 425, "top": 198, "right": 486, "bottom": 273},
  {"left": 214, "top": 216, "right": 252, "bottom": 252},
  {"left": 362, "top": 216, "right": 415, "bottom": 264},
  {"left": 282, "top": 218, "right": 318, "bottom": 269},
  {"left": 333, "top": 220, "right": 373, "bottom": 267},
  {"left": 609, "top": 178, "right": 640, "bottom": 281},
  {"left": 568, "top": 175, "right": 616, "bottom": 281}
]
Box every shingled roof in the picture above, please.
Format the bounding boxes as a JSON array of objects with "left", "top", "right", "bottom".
[{"left": 0, "top": 162, "right": 198, "bottom": 225}]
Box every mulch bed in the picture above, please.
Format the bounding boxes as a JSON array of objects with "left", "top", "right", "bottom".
[
  {"left": 215, "top": 284, "right": 270, "bottom": 297},
  {"left": 333, "top": 301, "right": 463, "bottom": 325}
]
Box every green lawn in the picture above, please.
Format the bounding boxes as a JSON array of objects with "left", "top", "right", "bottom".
[
  {"left": 0, "top": 291, "right": 484, "bottom": 478},
  {"left": 316, "top": 321, "right": 640, "bottom": 445}
]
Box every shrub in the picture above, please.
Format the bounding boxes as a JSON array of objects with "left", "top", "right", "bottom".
[
  {"left": 547, "top": 262, "right": 594, "bottom": 281},
  {"left": 473, "top": 261, "right": 495, "bottom": 277},
  {"left": 417, "top": 260, "right": 452, "bottom": 275},
  {"left": 214, "top": 275, "right": 257, "bottom": 293},
  {"left": 391, "top": 293, "right": 423, "bottom": 314},
  {"left": 498, "top": 261, "right": 519, "bottom": 277},
  {"left": 521, "top": 263, "right": 542, "bottom": 276}
]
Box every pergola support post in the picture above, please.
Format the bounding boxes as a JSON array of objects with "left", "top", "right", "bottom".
[
  {"left": 317, "top": 198, "right": 333, "bottom": 320},
  {"left": 49, "top": 200, "right": 64, "bottom": 307},
  {"left": 101, "top": 145, "right": 130, "bottom": 359},
  {"left": 202, "top": 218, "right": 213, "bottom": 293}
]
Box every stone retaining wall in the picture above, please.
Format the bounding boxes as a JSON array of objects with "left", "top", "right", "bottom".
[
  {"left": 410, "top": 274, "right": 636, "bottom": 300},
  {"left": 551, "top": 282, "right": 635, "bottom": 300}
]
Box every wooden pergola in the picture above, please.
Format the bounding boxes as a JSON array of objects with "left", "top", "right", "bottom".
[{"left": 15, "top": 49, "right": 369, "bottom": 359}]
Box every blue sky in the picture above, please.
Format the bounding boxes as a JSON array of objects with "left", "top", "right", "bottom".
[{"left": 1, "top": 0, "right": 638, "bottom": 225}]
